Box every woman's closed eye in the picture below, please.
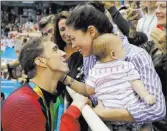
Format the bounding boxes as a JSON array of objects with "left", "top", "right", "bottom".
[
  {"left": 53, "top": 46, "right": 58, "bottom": 52},
  {"left": 60, "top": 27, "right": 66, "bottom": 32}
]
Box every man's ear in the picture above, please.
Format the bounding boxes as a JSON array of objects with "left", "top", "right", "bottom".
[
  {"left": 34, "top": 57, "right": 47, "bottom": 68},
  {"left": 110, "top": 51, "right": 117, "bottom": 59},
  {"left": 87, "top": 26, "right": 99, "bottom": 38}
]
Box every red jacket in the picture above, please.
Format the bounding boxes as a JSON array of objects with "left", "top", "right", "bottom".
[{"left": 2, "top": 85, "right": 81, "bottom": 131}]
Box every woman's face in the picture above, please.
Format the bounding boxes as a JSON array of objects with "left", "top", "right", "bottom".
[
  {"left": 155, "top": 2, "right": 166, "bottom": 27},
  {"left": 67, "top": 26, "right": 97, "bottom": 57},
  {"left": 58, "top": 18, "right": 71, "bottom": 44}
]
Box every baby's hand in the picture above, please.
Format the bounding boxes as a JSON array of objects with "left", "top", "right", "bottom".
[{"left": 144, "top": 95, "right": 155, "bottom": 105}]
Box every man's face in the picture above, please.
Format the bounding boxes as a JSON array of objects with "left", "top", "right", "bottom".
[
  {"left": 155, "top": 2, "right": 166, "bottom": 26},
  {"left": 67, "top": 27, "right": 95, "bottom": 57},
  {"left": 41, "top": 23, "right": 54, "bottom": 41},
  {"left": 42, "top": 41, "right": 69, "bottom": 74}
]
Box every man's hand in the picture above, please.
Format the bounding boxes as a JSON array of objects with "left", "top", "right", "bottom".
[
  {"left": 71, "top": 93, "right": 89, "bottom": 111},
  {"left": 102, "top": 1, "right": 115, "bottom": 9},
  {"left": 151, "top": 28, "right": 166, "bottom": 54}
]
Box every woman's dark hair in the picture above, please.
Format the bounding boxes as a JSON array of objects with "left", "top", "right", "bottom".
[
  {"left": 54, "top": 11, "right": 70, "bottom": 51},
  {"left": 66, "top": 4, "right": 113, "bottom": 34},
  {"left": 87, "top": 1, "right": 105, "bottom": 13}
]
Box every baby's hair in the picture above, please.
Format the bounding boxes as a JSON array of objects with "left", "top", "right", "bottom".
[{"left": 93, "top": 33, "right": 122, "bottom": 59}]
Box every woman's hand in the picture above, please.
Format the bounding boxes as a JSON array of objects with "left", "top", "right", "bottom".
[
  {"left": 93, "top": 100, "right": 105, "bottom": 118},
  {"left": 151, "top": 28, "right": 166, "bottom": 54}
]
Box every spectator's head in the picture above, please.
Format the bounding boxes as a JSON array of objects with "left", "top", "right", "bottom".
[
  {"left": 19, "top": 36, "right": 69, "bottom": 79},
  {"left": 54, "top": 11, "right": 71, "bottom": 51},
  {"left": 145, "top": 1, "right": 156, "bottom": 10},
  {"left": 139, "top": 2, "right": 148, "bottom": 13},
  {"left": 155, "top": 1, "right": 166, "bottom": 27},
  {"left": 128, "top": 1, "right": 138, "bottom": 9},
  {"left": 66, "top": 4, "right": 113, "bottom": 57},
  {"left": 39, "top": 15, "right": 56, "bottom": 41},
  {"left": 93, "top": 33, "right": 125, "bottom": 61}
]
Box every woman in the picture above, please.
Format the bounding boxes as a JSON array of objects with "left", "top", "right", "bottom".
[
  {"left": 60, "top": 4, "right": 165, "bottom": 131},
  {"left": 54, "top": 11, "right": 84, "bottom": 81},
  {"left": 55, "top": 11, "right": 77, "bottom": 59},
  {"left": 54, "top": 11, "right": 87, "bottom": 131}
]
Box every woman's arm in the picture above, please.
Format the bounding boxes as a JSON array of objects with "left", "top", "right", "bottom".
[{"left": 93, "top": 101, "right": 135, "bottom": 122}]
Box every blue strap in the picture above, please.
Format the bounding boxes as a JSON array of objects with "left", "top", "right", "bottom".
[{"left": 29, "top": 82, "right": 36, "bottom": 88}]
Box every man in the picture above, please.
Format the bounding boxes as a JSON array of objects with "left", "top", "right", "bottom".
[
  {"left": 2, "top": 36, "right": 88, "bottom": 131},
  {"left": 1, "top": 14, "right": 56, "bottom": 80}
]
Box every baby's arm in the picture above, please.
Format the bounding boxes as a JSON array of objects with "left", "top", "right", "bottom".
[{"left": 131, "top": 80, "right": 155, "bottom": 105}]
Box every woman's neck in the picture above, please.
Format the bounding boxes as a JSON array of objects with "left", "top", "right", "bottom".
[{"left": 64, "top": 43, "right": 77, "bottom": 59}]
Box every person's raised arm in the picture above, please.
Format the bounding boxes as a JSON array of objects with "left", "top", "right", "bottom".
[
  {"left": 103, "top": 1, "right": 130, "bottom": 36},
  {"left": 61, "top": 75, "right": 89, "bottom": 96}
]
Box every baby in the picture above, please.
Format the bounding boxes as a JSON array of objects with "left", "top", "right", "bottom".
[{"left": 85, "top": 34, "right": 155, "bottom": 110}]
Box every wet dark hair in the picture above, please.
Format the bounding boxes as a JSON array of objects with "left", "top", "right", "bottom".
[
  {"left": 54, "top": 11, "right": 70, "bottom": 51},
  {"left": 66, "top": 4, "right": 113, "bottom": 34},
  {"left": 19, "top": 37, "right": 48, "bottom": 78}
]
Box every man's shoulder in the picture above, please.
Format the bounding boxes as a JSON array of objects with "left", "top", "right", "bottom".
[{"left": 3, "top": 85, "right": 40, "bottom": 106}]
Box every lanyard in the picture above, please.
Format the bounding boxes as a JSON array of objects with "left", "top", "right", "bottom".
[
  {"left": 29, "top": 82, "right": 54, "bottom": 131},
  {"left": 142, "top": 15, "right": 155, "bottom": 33}
]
